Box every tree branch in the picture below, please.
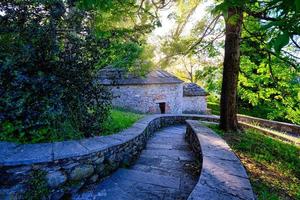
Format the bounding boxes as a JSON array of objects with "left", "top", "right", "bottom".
[{"left": 186, "top": 14, "right": 222, "bottom": 54}]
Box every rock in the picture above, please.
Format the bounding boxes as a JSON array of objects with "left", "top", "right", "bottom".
[
  {"left": 50, "top": 190, "right": 65, "bottom": 200},
  {"left": 6, "top": 166, "right": 32, "bottom": 175},
  {"left": 122, "top": 154, "right": 131, "bottom": 166},
  {"left": 89, "top": 174, "right": 99, "bottom": 183},
  {"left": 0, "top": 184, "right": 26, "bottom": 200},
  {"left": 62, "top": 162, "right": 80, "bottom": 170},
  {"left": 95, "top": 156, "right": 104, "bottom": 165},
  {"left": 68, "top": 182, "right": 84, "bottom": 194},
  {"left": 70, "top": 165, "right": 94, "bottom": 181},
  {"left": 107, "top": 154, "right": 116, "bottom": 164},
  {"left": 46, "top": 171, "right": 67, "bottom": 188},
  {"left": 95, "top": 164, "right": 105, "bottom": 174}
]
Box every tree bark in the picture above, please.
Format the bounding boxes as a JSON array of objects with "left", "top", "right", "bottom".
[{"left": 220, "top": 7, "right": 243, "bottom": 132}]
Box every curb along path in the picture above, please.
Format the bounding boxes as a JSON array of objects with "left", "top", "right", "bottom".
[{"left": 73, "top": 125, "right": 199, "bottom": 200}]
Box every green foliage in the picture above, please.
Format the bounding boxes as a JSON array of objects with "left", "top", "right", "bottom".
[
  {"left": 208, "top": 101, "right": 280, "bottom": 121},
  {"left": 78, "top": 0, "right": 156, "bottom": 74},
  {"left": 195, "top": 65, "right": 222, "bottom": 95},
  {"left": 204, "top": 2, "right": 300, "bottom": 125},
  {"left": 101, "top": 109, "right": 143, "bottom": 136},
  {"left": 24, "top": 170, "right": 49, "bottom": 200},
  {"left": 0, "top": 0, "right": 113, "bottom": 142},
  {"left": 210, "top": 0, "right": 300, "bottom": 129},
  {"left": 206, "top": 124, "right": 300, "bottom": 199},
  {"left": 207, "top": 102, "right": 221, "bottom": 115},
  {"left": 239, "top": 15, "right": 300, "bottom": 124}
]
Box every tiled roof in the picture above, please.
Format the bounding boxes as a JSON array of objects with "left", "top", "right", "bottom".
[
  {"left": 183, "top": 83, "right": 207, "bottom": 96},
  {"left": 98, "top": 68, "right": 183, "bottom": 85}
]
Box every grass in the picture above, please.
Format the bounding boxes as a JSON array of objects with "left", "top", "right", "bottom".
[
  {"left": 101, "top": 108, "right": 144, "bottom": 136},
  {"left": 204, "top": 123, "right": 300, "bottom": 200}
]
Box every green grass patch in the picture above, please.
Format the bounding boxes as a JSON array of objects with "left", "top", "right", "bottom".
[
  {"left": 101, "top": 108, "right": 144, "bottom": 136},
  {"left": 204, "top": 123, "right": 300, "bottom": 200}
]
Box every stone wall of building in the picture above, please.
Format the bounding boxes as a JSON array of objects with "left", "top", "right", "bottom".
[
  {"left": 182, "top": 96, "right": 207, "bottom": 114},
  {"left": 110, "top": 83, "right": 183, "bottom": 114}
]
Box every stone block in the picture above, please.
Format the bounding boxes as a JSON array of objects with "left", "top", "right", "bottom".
[
  {"left": 111, "top": 169, "right": 181, "bottom": 189},
  {"left": 46, "top": 171, "right": 67, "bottom": 188},
  {"left": 70, "top": 165, "right": 94, "bottom": 181},
  {"left": 79, "top": 137, "right": 107, "bottom": 154},
  {"left": 0, "top": 142, "right": 18, "bottom": 163}
]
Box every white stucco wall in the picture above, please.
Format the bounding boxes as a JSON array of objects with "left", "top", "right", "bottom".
[
  {"left": 182, "top": 96, "right": 207, "bottom": 114},
  {"left": 110, "top": 83, "right": 183, "bottom": 114}
]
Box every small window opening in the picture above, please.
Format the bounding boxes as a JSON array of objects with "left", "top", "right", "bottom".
[{"left": 159, "top": 102, "right": 166, "bottom": 114}]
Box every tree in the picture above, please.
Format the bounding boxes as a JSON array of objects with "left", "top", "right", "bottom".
[
  {"left": 216, "top": 0, "right": 299, "bottom": 131},
  {"left": 219, "top": 6, "right": 243, "bottom": 131}
]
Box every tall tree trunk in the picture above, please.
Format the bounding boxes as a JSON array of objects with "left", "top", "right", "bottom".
[{"left": 220, "top": 7, "right": 243, "bottom": 132}]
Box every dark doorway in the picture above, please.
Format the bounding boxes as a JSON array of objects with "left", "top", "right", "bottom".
[{"left": 159, "top": 102, "right": 166, "bottom": 114}]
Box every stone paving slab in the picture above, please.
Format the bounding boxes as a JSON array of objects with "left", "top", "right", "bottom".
[
  {"left": 131, "top": 164, "right": 186, "bottom": 178},
  {"left": 136, "top": 156, "right": 162, "bottom": 166},
  {"left": 90, "top": 178, "right": 183, "bottom": 200},
  {"left": 142, "top": 149, "right": 194, "bottom": 160},
  {"left": 146, "top": 143, "right": 174, "bottom": 149},
  {"left": 110, "top": 169, "right": 181, "bottom": 189}
]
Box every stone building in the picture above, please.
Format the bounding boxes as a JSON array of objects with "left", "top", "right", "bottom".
[
  {"left": 98, "top": 68, "right": 208, "bottom": 114},
  {"left": 182, "top": 83, "right": 208, "bottom": 114}
]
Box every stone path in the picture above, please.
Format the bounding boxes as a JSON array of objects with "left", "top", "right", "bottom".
[{"left": 73, "top": 125, "right": 199, "bottom": 200}]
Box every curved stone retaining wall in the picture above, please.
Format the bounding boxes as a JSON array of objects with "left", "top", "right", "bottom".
[
  {"left": 0, "top": 114, "right": 218, "bottom": 199},
  {"left": 185, "top": 120, "right": 255, "bottom": 200}
]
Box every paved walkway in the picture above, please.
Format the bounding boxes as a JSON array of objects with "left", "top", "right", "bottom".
[{"left": 73, "top": 125, "right": 199, "bottom": 200}]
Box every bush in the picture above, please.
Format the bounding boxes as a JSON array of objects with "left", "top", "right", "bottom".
[{"left": 0, "top": 0, "right": 111, "bottom": 143}]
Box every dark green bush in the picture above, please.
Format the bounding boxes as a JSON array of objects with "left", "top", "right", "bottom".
[{"left": 0, "top": 0, "right": 112, "bottom": 142}]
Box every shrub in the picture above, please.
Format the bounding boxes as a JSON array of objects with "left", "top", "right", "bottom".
[{"left": 0, "top": 0, "right": 111, "bottom": 143}]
